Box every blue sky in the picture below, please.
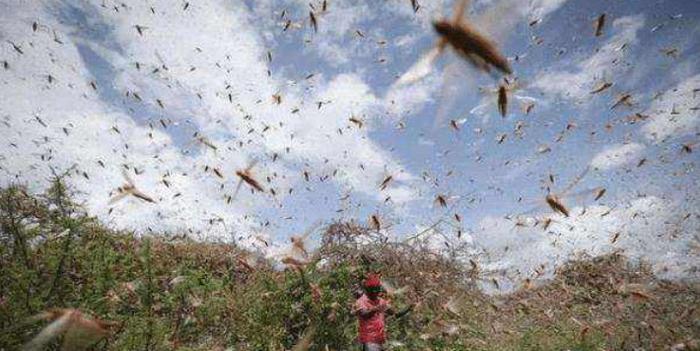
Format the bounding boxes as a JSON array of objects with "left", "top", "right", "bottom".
[{"left": 1, "top": 0, "right": 699, "bottom": 289}]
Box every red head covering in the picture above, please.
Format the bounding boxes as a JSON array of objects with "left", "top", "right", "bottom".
[{"left": 363, "top": 273, "right": 381, "bottom": 289}]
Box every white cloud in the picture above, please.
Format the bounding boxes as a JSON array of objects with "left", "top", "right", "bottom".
[
  {"left": 529, "top": 0, "right": 568, "bottom": 19},
  {"left": 590, "top": 143, "right": 646, "bottom": 171},
  {"left": 533, "top": 14, "right": 645, "bottom": 101},
  {"left": 0, "top": 0, "right": 418, "bottom": 242},
  {"left": 0, "top": 1, "right": 273, "bottom": 242},
  {"left": 472, "top": 0, "right": 570, "bottom": 42},
  {"left": 410, "top": 223, "right": 476, "bottom": 261},
  {"left": 268, "top": 73, "right": 420, "bottom": 203},
  {"left": 473, "top": 196, "right": 699, "bottom": 293},
  {"left": 641, "top": 74, "right": 700, "bottom": 142},
  {"left": 304, "top": 2, "right": 373, "bottom": 66}
]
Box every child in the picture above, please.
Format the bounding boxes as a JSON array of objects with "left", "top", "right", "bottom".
[
  {"left": 353, "top": 273, "right": 413, "bottom": 351},
  {"left": 353, "top": 273, "right": 388, "bottom": 351}
]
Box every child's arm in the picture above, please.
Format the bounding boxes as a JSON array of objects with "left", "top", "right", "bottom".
[{"left": 353, "top": 303, "right": 382, "bottom": 318}]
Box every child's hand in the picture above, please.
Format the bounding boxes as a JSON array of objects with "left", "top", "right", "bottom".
[
  {"left": 373, "top": 305, "right": 383, "bottom": 313},
  {"left": 375, "top": 303, "right": 388, "bottom": 313}
]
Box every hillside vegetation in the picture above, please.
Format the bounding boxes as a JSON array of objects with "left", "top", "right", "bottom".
[{"left": 1, "top": 181, "right": 698, "bottom": 350}]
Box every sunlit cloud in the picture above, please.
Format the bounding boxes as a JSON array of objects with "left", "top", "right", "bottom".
[
  {"left": 532, "top": 14, "right": 646, "bottom": 101},
  {"left": 641, "top": 74, "right": 700, "bottom": 142},
  {"left": 590, "top": 142, "right": 646, "bottom": 171}
]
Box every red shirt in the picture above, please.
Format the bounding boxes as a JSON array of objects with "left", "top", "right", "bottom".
[{"left": 355, "top": 294, "right": 390, "bottom": 344}]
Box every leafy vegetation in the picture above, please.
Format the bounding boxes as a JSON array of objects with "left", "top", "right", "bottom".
[{"left": 1, "top": 180, "right": 698, "bottom": 350}]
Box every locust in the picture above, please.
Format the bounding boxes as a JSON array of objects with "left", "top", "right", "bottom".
[
  {"left": 379, "top": 175, "right": 393, "bottom": 190},
  {"left": 519, "top": 167, "right": 604, "bottom": 219},
  {"left": 371, "top": 214, "right": 381, "bottom": 231},
  {"left": 397, "top": 0, "right": 511, "bottom": 86},
  {"left": 594, "top": 13, "right": 606, "bottom": 37},
  {"left": 109, "top": 169, "right": 155, "bottom": 204},
  {"left": 231, "top": 160, "right": 265, "bottom": 201},
  {"left": 24, "top": 308, "right": 116, "bottom": 351},
  {"left": 432, "top": 0, "right": 511, "bottom": 74},
  {"left": 590, "top": 81, "right": 612, "bottom": 94}
]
